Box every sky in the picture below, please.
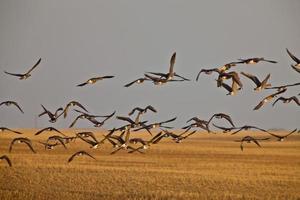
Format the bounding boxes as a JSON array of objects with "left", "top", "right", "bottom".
[{"left": 0, "top": 0, "right": 299, "bottom": 130}]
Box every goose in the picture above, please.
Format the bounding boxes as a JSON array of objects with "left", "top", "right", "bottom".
[
  {"left": 124, "top": 77, "right": 150, "bottom": 87},
  {"left": 86, "top": 112, "right": 115, "bottom": 127},
  {"left": 238, "top": 57, "right": 277, "bottom": 64},
  {"left": 266, "top": 82, "right": 300, "bottom": 91},
  {"left": 68, "top": 151, "right": 96, "bottom": 163},
  {"left": 9, "top": 137, "right": 36, "bottom": 153},
  {"left": 234, "top": 136, "right": 270, "bottom": 151},
  {"left": 38, "top": 105, "right": 63, "bottom": 123},
  {"left": 182, "top": 121, "right": 210, "bottom": 133},
  {"left": 128, "top": 105, "right": 157, "bottom": 116},
  {"left": 207, "top": 113, "right": 235, "bottom": 127},
  {"left": 38, "top": 141, "right": 66, "bottom": 150},
  {"left": 35, "top": 127, "right": 66, "bottom": 136},
  {"left": 146, "top": 52, "right": 190, "bottom": 81},
  {"left": 76, "top": 134, "right": 99, "bottom": 149},
  {"left": 133, "top": 117, "right": 177, "bottom": 133},
  {"left": 212, "top": 123, "right": 236, "bottom": 133},
  {"left": 4, "top": 58, "right": 41, "bottom": 80},
  {"left": 240, "top": 72, "right": 271, "bottom": 91},
  {"left": 267, "top": 129, "right": 297, "bottom": 142},
  {"left": 0, "top": 101, "right": 24, "bottom": 113},
  {"left": 230, "top": 125, "right": 271, "bottom": 135},
  {"left": 46, "top": 135, "right": 68, "bottom": 148},
  {"left": 286, "top": 48, "right": 300, "bottom": 73},
  {"left": 76, "top": 131, "right": 98, "bottom": 143},
  {"left": 162, "top": 129, "right": 197, "bottom": 143},
  {"left": 196, "top": 62, "right": 243, "bottom": 81},
  {"left": 253, "top": 88, "right": 287, "bottom": 110},
  {"left": 220, "top": 81, "right": 241, "bottom": 96},
  {"left": 110, "top": 129, "right": 131, "bottom": 154},
  {"left": 77, "top": 75, "right": 115, "bottom": 87},
  {"left": 69, "top": 112, "right": 114, "bottom": 128},
  {"left": 63, "top": 101, "right": 89, "bottom": 118},
  {"left": 216, "top": 71, "right": 243, "bottom": 88},
  {"left": 129, "top": 132, "right": 163, "bottom": 148},
  {"left": 144, "top": 73, "right": 184, "bottom": 85},
  {"left": 272, "top": 96, "right": 300, "bottom": 107},
  {"left": 0, "top": 155, "right": 12, "bottom": 167},
  {"left": 0, "top": 127, "right": 23, "bottom": 134}
]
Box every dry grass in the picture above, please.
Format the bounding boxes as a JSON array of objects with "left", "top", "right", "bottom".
[{"left": 0, "top": 129, "right": 299, "bottom": 200}]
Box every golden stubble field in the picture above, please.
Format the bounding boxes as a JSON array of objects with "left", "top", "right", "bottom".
[{"left": 0, "top": 129, "right": 299, "bottom": 200}]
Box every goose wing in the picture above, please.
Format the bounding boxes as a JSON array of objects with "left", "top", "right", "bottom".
[
  {"left": 25, "top": 58, "right": 41, "bottom": 74},
  {"left": 0, "top": 155, "right": 12, "bottom": 167}
]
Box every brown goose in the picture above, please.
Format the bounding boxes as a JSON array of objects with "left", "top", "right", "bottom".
[
  {"left": 0, "top": 127, "right": 23, "bottom": 134},
  {"left": 128, "top": 105, "right": 157, "bottom": 116},
  {"left": 253, "top": 88, "right": 287, "bottom": 110},
  {"left": 144, "top": 73, "right": 184, "bottom": 85},
  {"left": 146, "top": 52, "right": 190, "bottom": 81},
  {"left": 217, "top": 71, "right": 243, "bottom": 88},
  {"left": 63, "top": 101, "right": 89, "bottom": 118},
  {"left": 38, "top": 105, "right": 63, "bottom": 123},
  {"left": 133, "top": 117, "right": 177, "bottom": 133},
  {"left": 267, "top": 129, "right": 297, "bottom": 142},
  {"left": 238, "top": 57, "right": 277, "bottom": 64},
  {"left": 212, "top": 123, "right": 236, "bottom": 133},
  {"left": 207, "top": 113, "right": 235, "bottom": 127},
  {"left": 38, "top": 141, "right": 66, "bottom": 150},
  {"left": 196, "top": 61, "right": 243, "bottom": 81},
  {"left": 77, "top": 75, "right": 115, "bottom": 87},
  {"left": 272, "top": 96, "right": 300, "bottom": 106},
  {"left": 0, "top": 101, "right": 24, "bottom": 113},
  {"left": 124, "top": 78, "right": 150, "bottom": 87},
  {"left": 286, "top": 48, "right": 300, "bottom": 73},
  {"left": 68, "top": 151, "right": 96, "bottom": 163},
  {"left": 266, "top": 82, "right": 300, "bottom": 91},
  {"left": 0, "top": 155, "right": 12, "bottom": 167},
  {"left": 35, "top": 127, "right": 66, "bottom": 136},
  {"left": 69, "top": 111, "right": 115, "bottom": 128},
  {"left": 241, "top": 72, "right": 271, "bottom": 91},
  {"left": 4, "top": 58, "right": 41, "bottom": 80},
  {"left": 220, "top": 80, "right": 241, "bottom": 96},
  {"left": 231, "top": 125, "right": 271, "bottom": 135},
  {"left": 234, "top": 136, "right": 270, "bottom": 151},
  {"left": 9, "top": 137, "right": 36, "bottom": 153}
]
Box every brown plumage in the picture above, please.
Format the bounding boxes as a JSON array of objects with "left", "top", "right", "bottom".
[
  {"left": 286, "top": 48, "right": 300, "bottom": 73},
  {"left": 9, "top": 137, "right": 36, "bottom": 153},
  {"left": 234, "top": 136, "right": 270, "bottom": 151},
  {"left": 68, "top": 151, "right": 96, "bottom": 163},
  {"left": 240, "top": 72, "right": 271, "bottom": 91},
  {"left": 4, "top": 58, "right": 41, "bottom": 80},
  {"left": 0, "top": 101, "right": 24, "bottom": 113},
  {"left": 272, "top": 96, "right": 300, "bottom": 106},
  {"left": 253, "top": 88, "right": 287, "bottom": 110},
  {"left": 77, "top": 76, "right": 115, "bottom": 87},
  {"left": 0, "top": 155, "right": 12, "bottom": 167}
]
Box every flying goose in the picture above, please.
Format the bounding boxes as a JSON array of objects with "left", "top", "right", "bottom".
[
  {"left": 266, "top": 82, "right": 300, "bottom": 91},
  {"left": 76, "top": 134, "right": 99, "bottom": 149},
  {"left": 35, "top": 127, "right": 66, "bottom": 136},
  {"left": 272, "top": 96, "right": 300, "bottom": 107},
  {"left": 196, "top": 62, "right": 243, "bottom": 81},
  {"left": 86, "top": 111, "right": 115, "bottom": 127},
  {"left": 144, "top": 73, "right": 184, "bottom": 85},
  {"left": 133, "top": 117, "right": 177, "bottom": 133},
  {"left": 0, "top": 127, "right": 23, "bottom": 134},
  {"left": 0, "top": 155, "right": 12, "bottom": 167},
  {"left": 230, "top": 125, "right": 271, "bottom": 135},
  {"left": 146, "top": 52, "right": 190, "bottom": 81},
  {"left": 77, "top": 75, "right": 115, "bottom": 87},
  {"left": 217, "top": 71, "right": 243, "bottom": 88},
  {"left": 238, "top": 57, "right": 277, "bottom": 64},
  {"left": 220, "top": 81, "right": 241, "bottom": 96},
  {"left": 240, "top": 72, "right": 271, "bottom": 91},
  {"left": 234, "top": 136, "right": 270, "bottom": 151},
  {"left": 9, "top": 137, "right": 36, "bottom": 153},
  {"left": 128, "top": 105, "right": 157, "bottom": 116},
  {"left": 38, "top": 105, "right": 63, "bottom": 123},
  {"left": 212, "top": 123, "right": 236, "bottom": 133},
  {"left": 207, "top": 113, "right": 235, "bottom": 127},
  {"left": 69, "top": 111, "right": 115, "bottom": 128},
  {"left": 38, "top": 141, "right": 66, "bottom": 150},
  {"left": 63, "top": 101, "right": 89, "bottom": 118},
  {"left": 4, "top": 58, "right": 41, "bottom": 80},
  {"left": 267, "top": 129, "right": 297, "bottom": 141},
  {"left": 286, "top": 48, "right": 300, "bottom": 73},
  {"left": 68, "top": 151, "right": 96, "bottom": 163},
  {"left": 253, "top": 88, "right": 287, "bottom": 110},
  {"left": 46, "top": 135, "right": 69, "bottom": 148},
  {"left": 0, "top": 101, "right": 24, "bottom": 113},
  {"left": 110, "top": 128, "right": 131, "bottom": 154},
  {"left": 124, "top": 77, "right": 150, "bottom": 87}
]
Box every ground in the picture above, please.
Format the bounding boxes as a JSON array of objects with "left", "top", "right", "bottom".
[{"left": 0, "top": 129, "right": 299, "bottom": 200}]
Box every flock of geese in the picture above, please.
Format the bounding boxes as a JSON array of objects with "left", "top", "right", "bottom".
[{"left": 1, "top": 48, "right": 300, "bottom": 167}]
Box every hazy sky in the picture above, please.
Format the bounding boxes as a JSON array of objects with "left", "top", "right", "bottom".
[{"left": 0, "top": 0, "right": 299, "bottom": 129}]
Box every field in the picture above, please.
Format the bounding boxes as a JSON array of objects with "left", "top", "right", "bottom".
[{"left": 0, "top": 129, "right": 299, "bottom": 200}]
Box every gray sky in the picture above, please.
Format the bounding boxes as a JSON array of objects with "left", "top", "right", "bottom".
[{"left": 0, "top": 0, "right": 299, "bottom": 129}]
